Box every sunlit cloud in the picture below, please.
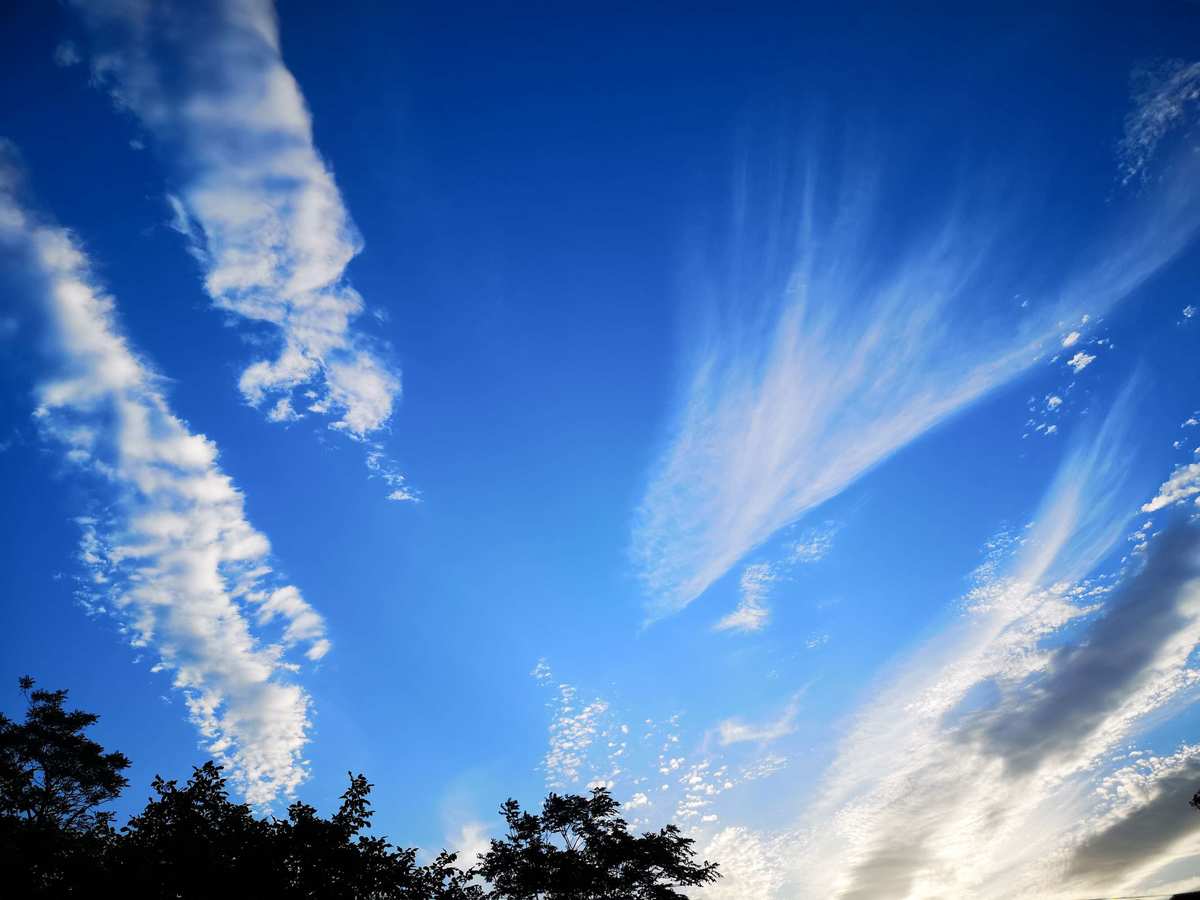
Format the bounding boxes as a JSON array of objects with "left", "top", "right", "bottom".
[
  {"left": 1143, "top": 461, "right": 1200, "bottom": 512},
  {"left": 0, "top": 143, "right": 326, "bottom": 805},
  {"left": 689, "top": 388, "right": 1200, "bottom": 898},
  {"left": 69, "top": 0, "right": 403, "bottom": 458}
]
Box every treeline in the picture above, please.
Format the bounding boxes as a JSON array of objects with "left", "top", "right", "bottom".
[{"left": 0, "top": 678, "right": 719, "bottom": 898}]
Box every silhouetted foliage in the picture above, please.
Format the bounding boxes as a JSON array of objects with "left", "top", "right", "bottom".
[
  {"left": 0, "top": 679, "right": 719, "bottom": 898},
  {"left": 477, "top": 789, "right": 719, "bottom": 899},
  {"left": 0, "top": 676, "right": 130, "bottom": 830},
  {"left": 0, "top": 676, "right": 130, "bottom": 896},
  {"left": 117, "top": 761, "right": 480, "bottom": 899}
]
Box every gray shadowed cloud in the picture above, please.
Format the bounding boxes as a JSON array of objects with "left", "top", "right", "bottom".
[{"left": 969, "top": 523, "right": 1200, "bottom": 776}]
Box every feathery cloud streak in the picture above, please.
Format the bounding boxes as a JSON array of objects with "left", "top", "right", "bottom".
[
  {"left": 714, "top": 693, "right": 801, "bottom": 746},
  {"left": 0, "top": 145, "right": 327, "bottom": 805},
  {"left": 72, "top": 0, "right": 399, "bottom": 440},
  {"left": 1120, "top": 59, "right": 1200, "bottom": 185},
  {"left": 634, "top": 139, "right": 1200, "bottom": 621}
]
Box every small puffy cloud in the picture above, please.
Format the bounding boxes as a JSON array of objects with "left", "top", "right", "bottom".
[
  {"left": 1142, "top": 461, "right": 1200, "bottom": 512},
  {"left": 1061, "top": 331, "right": 1081, "bottom": 347},
  {"left": 266, "top": 397, "right": 301, "bottom": 423},
  {"left": 445, "top": 821, "right": 491, "bottom": 868},
  {"left": 53, "top": 41, "right": 81, "bottom": 67},
  {"left": 625, "top": 792, "right": 650, "bottom": 809},
  {"left": 787, "top": 522, "right": 838, "bottom": 564},
  {"left": 543, "top": 683, "right": 611, "bottom": 788},
  {"left": 1067, "top": 350, "right": 1097, "bottom": 373}
]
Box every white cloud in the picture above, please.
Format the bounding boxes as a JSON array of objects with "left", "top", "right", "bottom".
[
  {"left": 715, "top": 523, "right": 837, "bottom": 633},
  {"left": 714, "top": 562, "right": 775, "bottom": 633},
  {"left": 0, "top": 145, "right": 326, "bottom": 805},
  {"left": 1067, "top": 350, "right": 1096, "bottom": 373},
  {"left": 625, "top": 791, "right": 650, "bottom": 809},
  {"left": 529, "top": 678, "right": 793, "bottom": 837},
  {"left": 445, "top": 820, "right": 491, "bottom": 869},
  {"left": 696, "top": 827, "right": 790, "bottom": 899},
  {"left": 1061, "top": 330, "right": 1081, "bottom": 347},
  {"left": 530, "top": 658, "right": 552, "bottom": 684},
  {"left": 715, "top": 694, "right": 802, "bottom": 747},
  {"left": 735, "top": 395, "right": 1200, "bottom": 898},
  {"left": 1143, "top": 461, "right": 1200, "bottom": 512},
  {"left": 72, "top": 0, "right": 401, "bottom": 446},
  {"left": 542, "top": 682, "right": 612, "bottom": 789},
  {"left": 786, "top": 523, "right": 838, "bottom": 564},
  {"left": 365, "top": 445, "right": 419, "bottom": 502},
  {"left": 633, "top": 139, "right": 1200, "bottom": 621}
]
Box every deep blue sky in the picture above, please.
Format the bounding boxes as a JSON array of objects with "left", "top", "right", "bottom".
[{"left": 3, "top": 2, "right": 1200, "bottom": 895}]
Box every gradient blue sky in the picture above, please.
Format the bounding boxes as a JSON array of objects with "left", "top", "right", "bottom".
[{"left": 4, "top": 1, "right": 1200, "bottom": 896}]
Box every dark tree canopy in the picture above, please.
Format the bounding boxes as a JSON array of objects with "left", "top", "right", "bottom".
[
  {"left": 116, "top": 762, "right": 480, "bottom": 899},
  {"left": 0, "top": 679, "right": 720, "bottom": 899},
  {"left": 0, "top": 677, "right": 132, "bottom": 895},
  {"left": 0, "top": 676, "right": 130, "bottom": 831},
  {"left": 478, "top": 789, "right": 719, "bottom": 899}
]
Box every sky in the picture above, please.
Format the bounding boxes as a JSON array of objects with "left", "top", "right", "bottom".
[{"left": 3, "top": 1, "right": 1200, "bottom": 896}]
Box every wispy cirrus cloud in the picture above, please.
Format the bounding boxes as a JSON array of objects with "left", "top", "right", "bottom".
[
  {"left": 633, "top": 125, "right": 1200, "bottom": 622},
  {"left": 0, "top": 144, "right": 326, "bottom": 805},
  {"left": 714, "top": 693, "right": 802, "bottom": 747},
  {"left": 1120, "top": 59, "right": 1200, "bottom": 185},
  {"left": 69, "top": 0, "right": 405, "bottom": 472}
]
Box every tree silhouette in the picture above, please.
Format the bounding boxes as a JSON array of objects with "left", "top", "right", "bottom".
[
  {"left": 0, "top": 676, "right": 130, "bottom": 895},
  {"left": 0, "top": 676, "right": 130, "bottom": 830},
  {"left": 476, "top": 788, "right": 719, "bottom": 899},
  {"left": 0, "top": 678, "right": 720, "bottom": 898},
  {"left": 118, "top": 761, "right": 482, "bottom": 898}
]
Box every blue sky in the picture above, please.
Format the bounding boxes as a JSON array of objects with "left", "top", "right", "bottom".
[{"left": 3, "top": 1, "right": 1200, "bottom": 895}]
